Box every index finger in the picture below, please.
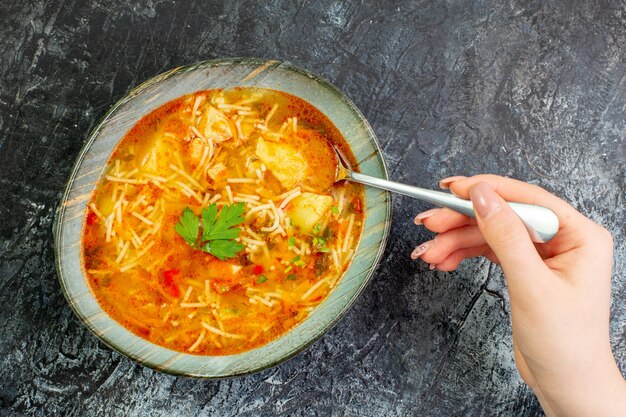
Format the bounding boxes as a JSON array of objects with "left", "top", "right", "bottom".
[{"left": 445, "top": 174, "right": 581, "bottom": 220}]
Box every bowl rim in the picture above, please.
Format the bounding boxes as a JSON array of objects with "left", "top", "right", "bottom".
[{"left": 53, "top": 57, "right": 392, "bottom": 378}]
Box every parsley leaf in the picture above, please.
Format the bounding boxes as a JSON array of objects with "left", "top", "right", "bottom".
[
  {"left": 257, "top": 275, "right": 268, "bottom": 284},
  {"left": 330, "top": 206, "right": 339, "bottom": 215},
  {"left": 202, "top": 202, "right": 245, "bottom": 241},
  {"left": 286, "top": 274, "right": 297, "bottom": 281},
  {"left": 175, "top": 207, "right": 200, "bottom": 246},
  {"left": 288, "top": 236, "right": 296, "bottom": 246},
  {"left": 203, "top": 239, "right": 245, "bottom": 261},
  {"left": 175, "top": 203, "right": 246, "bottom": 260}
]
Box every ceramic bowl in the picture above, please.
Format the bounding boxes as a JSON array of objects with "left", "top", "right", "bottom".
[{"left": 53, "top": 58, "right": 391, "bottom": 377}]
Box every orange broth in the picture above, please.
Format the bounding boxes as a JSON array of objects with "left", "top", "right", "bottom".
[{"left": 82, "top": 88, "right": 364, "bottom": 355}]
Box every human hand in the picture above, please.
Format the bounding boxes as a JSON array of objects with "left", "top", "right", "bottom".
[{"left": 411, "top": 175, "right": 626, "bottom": 416}]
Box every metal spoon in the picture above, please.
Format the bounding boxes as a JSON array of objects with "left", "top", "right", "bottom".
[{"left": 333, "top": 149, "right": 559, "bottom": 243}]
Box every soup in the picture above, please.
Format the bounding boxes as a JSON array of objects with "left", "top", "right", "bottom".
[{"left": 82, "top": 88, "right": 364, "bottom": 355}]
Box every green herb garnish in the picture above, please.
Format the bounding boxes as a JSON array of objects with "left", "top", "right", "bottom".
[
  {"left": 288, "top": 236, "right": 296, "bottom": 246},
  {"left": 257, "top": 275, "right": 268, "bottom": 284},
  {"left": 175, "top": 203, "right": 245, "bottom": 260},
  {"left": 285, "top": 254, "right": 306, "bottom": 273},
  {"left": 312, "top": 236, "right": 330, "bottom": 252},
  {"left": 286, "top": 274, "right": 297, "bottom": 281},
  {"left": 330, "top": 206, "right": 339, "bottom": 215},
  {"left": 290, "top": 255, "right": 306, "bottom": 268},
  {"left": 175, "top": 207, "right": 200, "bottom": 246}
]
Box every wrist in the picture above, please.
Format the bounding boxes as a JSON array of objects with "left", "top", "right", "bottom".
[{"left": 538, "top": 354, "right": 626, "bottom": 416}]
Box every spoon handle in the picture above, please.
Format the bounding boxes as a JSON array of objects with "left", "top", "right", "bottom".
[{"left": 348, "top": 171, "right": 559, "bottom": 243}]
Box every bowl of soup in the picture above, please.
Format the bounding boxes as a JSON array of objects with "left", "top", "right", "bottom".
[{"left": 54, "top": 58, "right": 391, "bottom": 377}]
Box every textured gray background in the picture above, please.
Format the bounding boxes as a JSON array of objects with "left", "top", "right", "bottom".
[{"left": 0, "top": 0, "right": 624, "bottom": 416}]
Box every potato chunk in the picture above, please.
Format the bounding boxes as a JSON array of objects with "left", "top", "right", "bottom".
[
  {"left": 255, "top": 138, "right": 306, "bottom": 188},
  {"left": 287, "top": 192, "right": 333, "bottom": 233}
]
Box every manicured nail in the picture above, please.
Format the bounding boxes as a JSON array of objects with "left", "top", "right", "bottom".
[
  {"left": 439, "top": 176, "right": 466, "bottom": 189},
  {"left": 414, "top": 208, "right": 441, "bottom": 225},
  {"left": 469, "top": 182, "right": 501, "bottom": 218},
  {"left": 411, "top": 241, "right": 433, "bottom": 259},
  {"left": 449, "top": 187, "right": 462, "bottom": 197},
  {"left": 429, "top": 263, "right": 437, "bottom": 270}
]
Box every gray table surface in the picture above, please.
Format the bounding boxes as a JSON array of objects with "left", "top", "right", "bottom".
[{"left": 1, "top": 1, "right": 624, "bottom": 416}]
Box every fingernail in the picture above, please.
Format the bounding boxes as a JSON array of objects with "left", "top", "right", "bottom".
[
  {"left": 414, "top": 208, "right": 440, "bottom": 225},
  {"left": 449, "top": 188, "right": 462, "bottom": 197},
  {"left": 429, "top": 263, "right": 437, "bottom": 270},
  {"left": 439, "top": 176, "right": 466, "bottom": 189},
  {"left": 411, "top": 241, "right": 433, "bottom": 259},
  {"left": 469, "top": 182, "right": 501, "bottom": 218}
]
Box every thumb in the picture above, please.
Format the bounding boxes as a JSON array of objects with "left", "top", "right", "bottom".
[{"left": 469, "top": 182, "right": 547, "bottom": 279}]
